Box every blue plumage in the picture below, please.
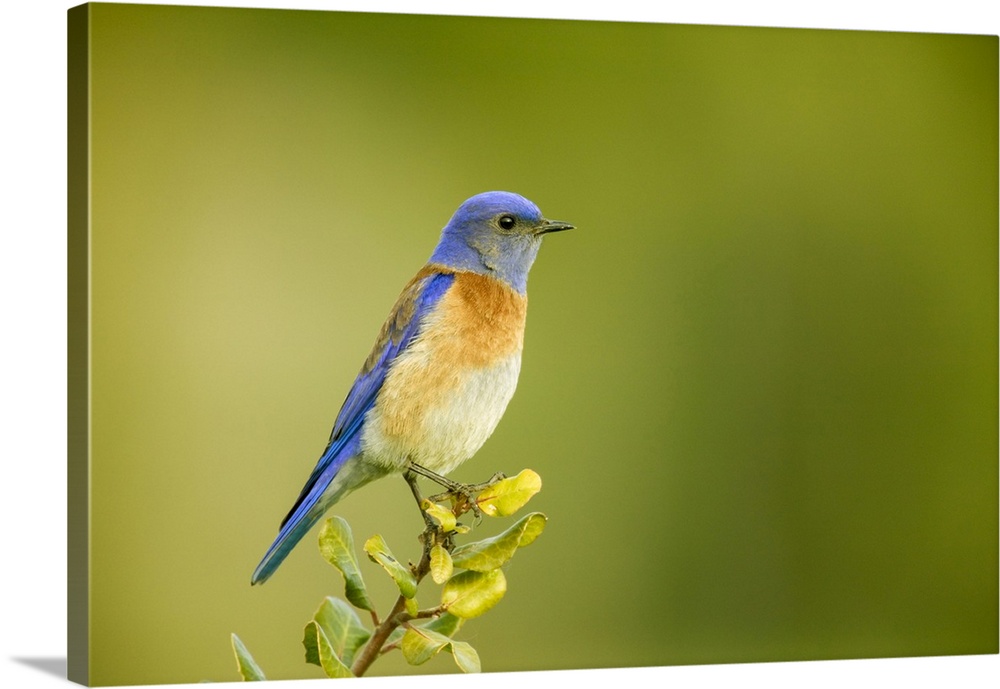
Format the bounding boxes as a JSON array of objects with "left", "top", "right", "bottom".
[
  {"left": 430, "top": 192, "right": 547, "bottom": 294},
  {"left": 251, "top": 272, "right": 454, "bottom": 585}
]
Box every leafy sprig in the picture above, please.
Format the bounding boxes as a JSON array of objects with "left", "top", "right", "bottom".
[{"left": 232, "top": 469, "right": 545, "bottom": 679}]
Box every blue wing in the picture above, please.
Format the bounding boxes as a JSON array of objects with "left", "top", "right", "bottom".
[{"left": 251, "top": 267, "right": 456, "bottom": 584}]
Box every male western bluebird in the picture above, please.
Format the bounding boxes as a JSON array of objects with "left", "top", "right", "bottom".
[{"left": 251, "top": 191, "right": 572, "bottom": 584}]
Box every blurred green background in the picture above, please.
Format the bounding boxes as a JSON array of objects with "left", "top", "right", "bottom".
[{"left": 83, "top": 3, "right": 997, "bottom": 686}]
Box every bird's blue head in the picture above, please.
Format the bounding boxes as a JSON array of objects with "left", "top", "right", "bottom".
[{"left": 429, "top": 191, "right": 573, "bottom": 294}]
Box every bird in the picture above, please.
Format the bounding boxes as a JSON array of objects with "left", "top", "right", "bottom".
[{"left": 251, "top": 191, "right": 572, "bottom": 584}]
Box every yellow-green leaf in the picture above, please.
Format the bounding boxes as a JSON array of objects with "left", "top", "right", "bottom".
[
  {"left": 421, "top": 499, "right": 457, "bottom": 532},
  {"left": 364, "top": 534, "right": 418, "bottom": 598},
  {"left": 451, "top": 512, "right": 547, "bottom": 571},
  {"left": 401, "top": 627, "right": 480, "bottom": 673},
  {"left": 304, "top": 597, "right": 370, "bottom": 668},
  {"left": 231, "top": 633, "right": 266, "bottom": 681},
  {"left": 318, "top": 517, "right": 375, "bottom": 611},
  {"left": 449, "top": 640, "right": 481, "bottom": 673},
  {"left": 305, "top": 620, "right": 354, "bottom": 678},
  {"left": 475, "top": 469, "right": 542, "bottom": 517},
  {"left": 387, "top": 612, "right": 464, "bottom": 649},
  {"left": 515, "top": 512, "right": 546, "bottom": 547},
  {"left": 430, "top": 544, "right": 453, "bottom": 584},
  {"left": 423, "top": 612, "right": 464, "bottom": 637},
  {"left": 401, "top": 626, "right": 451, "bottom": 665},
  {"left": 405, "top": 595, "right": 419, "bottom": 617},
  {"left": 441, "top": 569, "right": 506, "bottom": 618}
]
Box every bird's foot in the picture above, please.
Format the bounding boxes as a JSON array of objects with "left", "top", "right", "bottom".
[
  {"left": 429, "top": 471, "right": 506, "bottom": 522},
  {"left": 405, "top": 462, "right": 506, "bottom": 521}
]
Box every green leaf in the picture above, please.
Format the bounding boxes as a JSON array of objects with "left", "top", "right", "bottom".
[
  {"left": 304, "top": 621, "right": 354, "bottom": 678},
  {"left": 364, "top": 534, "right": 418, "bottom": 598},
  {"left": 401, "top": 627, "right": 481, "bottom": 673},
  {"left": 449, "top": 640, "right": 482, "bottom": 673},
  {"left": 430, "top": 544, "right": 453, "bottom": 584},
  {"left": 441, "top": 569, "right": 507, "bottom": 618},
  {"left": 405, "top": 595, "right": 420, "bottom": 617},
  {"left": 385, "top": 612, "right": 464, "bottom": 648},
  {"left": 302, "top": 621, "right": 323, "bottom": 667},
  {"left": 475, "top": 469, "right": 541, "bottom": 517},
  {"left": 231, "top": 633, "right": 266, "bottom": 681},
  {"left": 423, "top": 612, "right": 464, "bottom": 637},
  {"left": 401, "top": 626, "right": 451, "bottom": 665},
  {"left": 318, "top": 517, "right": 375, "bottom": 611},
  {"left": 421, "top": 499, "right": 457, "bottom": 532},
  {"left": 450, "top": 512, "right": 547, "bottom": 572},
  {"left": 514, "top": 511, "right": 547, "bottom": 548},
  {"left": 305, "top": 597, "right": 370, "bottom": 668}
]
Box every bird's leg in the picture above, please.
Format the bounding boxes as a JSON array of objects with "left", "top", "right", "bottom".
[
  {"left": 427, "top": 471, "right": 508, "bottom": 510},
  {"left": 404, "top": 461, "right": 465, "bottom": 493},
  {"left": 403, "top": 469, "right": 439, "bottom": 534},
  {"left": 407, "top": 462, "right": 507, "bottom": 494},
  {"left": 406, "top": 461, "right": 507, "bottom": 520}
]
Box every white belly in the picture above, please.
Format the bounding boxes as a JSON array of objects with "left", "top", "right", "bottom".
[{"left": 360, "top": 352, "right": 522, "bottom": 474}]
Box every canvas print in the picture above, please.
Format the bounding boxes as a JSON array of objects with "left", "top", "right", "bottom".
[{"left": 68, "top": 3, "right": 998, "bottom": 686}]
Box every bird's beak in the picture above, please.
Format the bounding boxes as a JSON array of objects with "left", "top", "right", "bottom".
[{"left": 535, "top": 219, "right": 575, "bottom": 235}]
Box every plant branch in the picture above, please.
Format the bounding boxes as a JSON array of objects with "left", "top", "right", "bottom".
[
  {"left": 397, "top": 605, "right": 446, "bottom": 623},
  {"left": 350, "top": 529, "right": 436, "bottom": 677},
  {"left": 351, "top": 469, "right": 508, "bottom": 677}
]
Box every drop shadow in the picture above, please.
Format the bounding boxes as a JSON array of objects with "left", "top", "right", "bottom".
[{"left": 11, "top": 657, "right": 67, "bottom": 679}]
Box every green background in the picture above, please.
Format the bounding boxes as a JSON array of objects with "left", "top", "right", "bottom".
[{"left": 83, "top": 3, "right": 997, "bottom": 685}]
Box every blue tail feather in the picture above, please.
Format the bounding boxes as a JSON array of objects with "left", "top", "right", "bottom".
[
  {"left": 251, "top": 436, "right": 361, "bottom": 585},
  {"left": 251, "top": 500, "right": 327, "bottom": 585}
]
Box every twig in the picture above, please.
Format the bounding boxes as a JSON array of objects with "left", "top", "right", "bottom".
[
  {"left": 351, "top": 469, "right": 498, "bottom": 677},
  {"left": 350, "top": 528, "right": 436, "bottom": 677}
]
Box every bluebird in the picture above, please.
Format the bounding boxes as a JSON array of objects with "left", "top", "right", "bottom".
[{"left": 251, "top": 191, "right": 572, "bottom": 584}]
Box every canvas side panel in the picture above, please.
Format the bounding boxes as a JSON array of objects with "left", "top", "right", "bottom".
[{"left": 67, "top": 3, "right": 91, "bottom": 686}]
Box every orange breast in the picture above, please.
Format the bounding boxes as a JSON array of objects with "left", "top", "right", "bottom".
[
  {"left": 364, "top": 270, "right": 528, "bottom": 467},
  {"left": 435, "top": 270, "right": 527, "bottom": 364}
]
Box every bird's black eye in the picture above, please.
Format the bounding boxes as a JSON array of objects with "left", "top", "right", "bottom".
[{"left": 498, "top": 214, "right": 516, "bottom": 230}]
